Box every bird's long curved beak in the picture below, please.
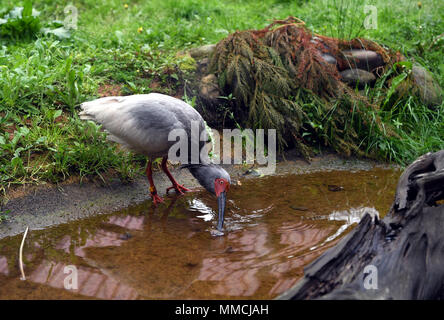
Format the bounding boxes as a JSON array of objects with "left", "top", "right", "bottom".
[{"left": 216, "top": 191, "right": 226, "bottom": 231}]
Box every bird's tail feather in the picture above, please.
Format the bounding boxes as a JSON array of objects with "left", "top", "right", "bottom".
[
  {"left": 78, "top": 111, "right": 96, "bottom": 121},
  {"left": 79, "top": 96, "right": 123, "bottom": 122}
]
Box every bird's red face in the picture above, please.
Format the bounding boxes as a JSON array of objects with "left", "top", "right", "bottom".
[
  {"left": 214, "top": 178, "right": 230, "bottom": 232},
  {"left": 214, "top": 178, "right": 230, "bottom": 197}
]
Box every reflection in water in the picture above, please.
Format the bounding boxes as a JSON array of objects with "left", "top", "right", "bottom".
[
  {"left": 309, "top": 207, "right": 379, "bottom": 250},
  {"left": 55, "top": 230, "right": 125, "bottom": 258},
  {"left": 189, "top": 199, "right": 215, "bottom": 222},
  {"left": 0, "top": 168, "right": 400, "bottom": 299},
  {"left": 28, "top": 260, "right": 138, "bottom": 299},
  {"left": 108, "top": 215, "right": 145, "bottom": 231},
  {"left": 0, "top": 256, "right": 8, "bottom": 276},
  {"left": 198, "top": 226, "right": 271, "bottom": 296}
]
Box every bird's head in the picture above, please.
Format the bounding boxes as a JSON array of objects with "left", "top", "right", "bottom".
[
  {"left": 183, "top": 164, "right": 231, "bottom": 232},
  {"left": 213, "top": 175, "right": 230, "bottom": 232}
]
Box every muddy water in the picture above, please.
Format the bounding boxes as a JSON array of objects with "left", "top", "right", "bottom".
[{"left": 0, "top": 168, "right": 400, "bottom": 299}]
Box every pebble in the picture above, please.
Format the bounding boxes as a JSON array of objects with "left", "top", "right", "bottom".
[
  {"left": 327, "top": 185, "right": 344, "bottom": 192},
  {"left": 411, "top": 64, "right": 443, "bottom": 108},
  {"left": 321, "top": 53, "right": 337, "bottom": 65},
  {"left": 340, "top": 68, "right": 376, "bottom": 88},
  {"left": 119, "top": 232, "right": 132, "bottom": 240},
  {"left": 224, "top": 246, "right": 234, "bottom": 253},
  {"left": 189, "top": 44, "right": 216, "bottom": 59},
  {"left": 243, "top": 169, "right": 261, "bottom": 176},
  {"left": 199, "top": 74, "right": 220, "bottom": 100},
  {"left": 290, "top": 206, "right": 309, "bottom": 211},
  {"left": 211, "top": 228, "right": 225, "bottom": 237},
  {"left": 341, "top": 49, "right": 384, "bottom": 71}
]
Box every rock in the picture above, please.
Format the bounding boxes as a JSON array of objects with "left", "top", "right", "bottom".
[
  {"left": 411, "top": 64, "right": 443, "bottom": 108},
  {"left": 341, "top": 49, "right": 384, "bottom": 72},
  {"left": 189, "top": 44, "right": 216, "bottom": 59},
  {"left": 311, "top": 36, "right": 330, "bottom": 50},
  {"left": 320, "top": 53, "right": 337, "bottom": 65},
  {"left": 290, "top": 206, "right": 309, "bottom": 211},
  {"left": 340, "top": 69, "right": 376, "bottom": 88},
  {"left": 224, "top": 246, "right": 234, "bottom": 253},
  {"left": 310, "top": 36, "right": 322, "bottom": 44},
  {"left": 196, "top": 57, "right": 210, "bottom": 74},
  {"left": 312, "top": 37, "right": 335, "bottom": 66},
  {"left": 199, "top": 74, "right": 220, "bottom": 100},
  {"left": 327, "top": 185, "right": 344, "bottom": 192},
  {"left": 119, "top": 232, "right": 132, "bottom": 240},
  {"left": 243, "top": 168, "right": 261, "bottom": 176}
]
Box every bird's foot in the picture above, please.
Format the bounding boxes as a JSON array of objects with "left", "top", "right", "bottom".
[
  {"left": 151, "top": 193, "right": 164, "bottom": 206},
  {"left": 166, "top": 183, "right": 191, "bottom": 195}
]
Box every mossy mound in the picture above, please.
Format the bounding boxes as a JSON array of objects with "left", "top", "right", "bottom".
[{"left": 204, "top": 17, "right": 430, "bottom": 159}]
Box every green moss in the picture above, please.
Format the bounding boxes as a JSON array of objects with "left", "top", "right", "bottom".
[{"left": 177, "top": 54, "right": 197, "bottom": 72}]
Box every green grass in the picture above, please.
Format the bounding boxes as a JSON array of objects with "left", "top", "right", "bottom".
[
  {"left": 0, "top": 0, "right": 443, "bottom": 200},
  {"left": 0, "top": 209, "right": 8, "bottom": 222}
]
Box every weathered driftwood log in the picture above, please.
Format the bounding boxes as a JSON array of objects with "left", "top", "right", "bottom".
[{"left": 278, "top": 150, "right": 444, "bottom": 300}]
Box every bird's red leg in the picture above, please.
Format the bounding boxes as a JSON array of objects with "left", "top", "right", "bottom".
[
  {"left": 146, "top": 160, "right": 164, "bottom": 205},
  {"left": 161, "top": 156, "right": 191, "bottom": 195}
]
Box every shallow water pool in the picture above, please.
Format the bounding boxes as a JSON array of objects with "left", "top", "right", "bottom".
[{"left": 0, "top": 168, "right": 400, "bottom": 299}]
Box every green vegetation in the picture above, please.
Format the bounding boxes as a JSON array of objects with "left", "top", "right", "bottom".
[
  {"left": 0, "top": 0, "right": 442, "bottom": 199},
  {"left": 0, "top": 210, "right": 8, "bottom": 222},
  {"left": 0, "top": 0, "right": 71, "bottom": 40},
  {"left": 209, "top": 18, "right": 442, "bottom": 161}
]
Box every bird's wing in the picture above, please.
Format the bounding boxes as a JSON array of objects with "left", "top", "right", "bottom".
[{"left": 79, "top": 94, "right": 205, "bottom": 158}]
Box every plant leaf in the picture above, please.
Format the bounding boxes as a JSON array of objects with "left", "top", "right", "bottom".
[{"left": 22, "top": 0, "right": 33, "bottom": 18}]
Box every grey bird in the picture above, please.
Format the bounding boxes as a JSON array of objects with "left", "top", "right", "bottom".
[{"left": 79, "top": 93, "right": 231, "bottom": 231}]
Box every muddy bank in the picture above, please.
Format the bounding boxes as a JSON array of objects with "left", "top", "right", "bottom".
[{"left": 0, "top": 152, "right": 397, "bottom": 240}]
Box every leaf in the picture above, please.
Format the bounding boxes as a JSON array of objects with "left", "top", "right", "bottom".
[
  {"left": 64, "top": 55, "right": 73, "bottom": 73},
  {"left": 22, "top": 0, "right": 33, "bottom": 18},
  {"left": 19, "top": 126, "right": 30, "bottom": 136},
  {"left": 14, "top": 146, "right": 25, "bottom": 155},
  {"left": 115, "top": 30, "right": 124, "bottom": 45},
  {"left": 215, "top": 28, "right": 229, "bottom": 35},
  {"left": 43, "top": 27, "right": 71, "bottom": 39},
  {"left": 53, "top": 109, "right": 63, "bottom": 120},
  {"left": 35, "top": 136, "right": 47, "bottom": 144},
  {"left": 6, "top": 7, "right": 23, "bottom": 19},
  {"left": 393, "top": 61, "right": 413, "bottom": 72},
  {"left": 384, "top": 73, "right": 408, "bottom": 106},
  {"left": 11, "top": 156, "right": 23, "bottom": 168},
  {"left": 83, "top": 64, "right": 91, "bottom": 74},
  {"left": 11, "top": 132, "right": 22, "bottom": 147},
  {"left": 0, "top": 5, "right": 41, "bottom": 40}
]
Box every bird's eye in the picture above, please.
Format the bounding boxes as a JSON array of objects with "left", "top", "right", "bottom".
[{"left": 219, "top": 180, "right": 224, "bottom": 184}]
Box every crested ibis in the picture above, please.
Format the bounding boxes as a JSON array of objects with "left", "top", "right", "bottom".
[{"left": 79, "top": 93, "right": 231, "bottom": 231}]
